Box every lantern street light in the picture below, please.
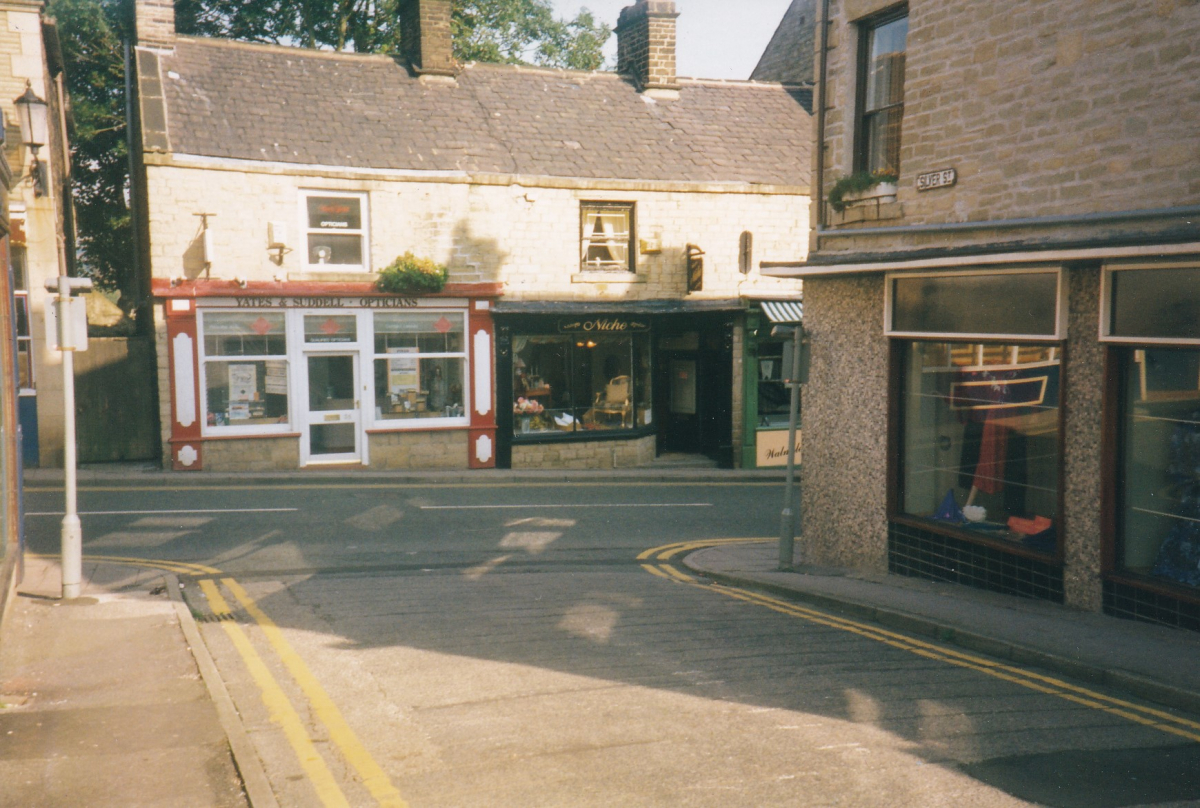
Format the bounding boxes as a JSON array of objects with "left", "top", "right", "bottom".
[{"left": 13, "top": 81, "right": 48, "bottom": 197}]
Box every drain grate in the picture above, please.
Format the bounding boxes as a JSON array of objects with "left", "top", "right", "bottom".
[{"left": 194, "top": 611, "right": 239, "bottom": 623}]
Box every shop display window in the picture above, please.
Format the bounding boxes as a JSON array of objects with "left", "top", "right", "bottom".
[
  {"left": 756, "top": 339, "right": 791, "bottom": 428},
  {"left": 373, "top": 312, "right": 467, "bottom": 421},
  {"left": 1118, "top": 347, "right": 1200, "bottom": 588},
  {"left": 512, "top": 333, "right": 648, "bottom": 435},
  {"left": 899, "top": 340, "right": 1061, "bottom": 553},
  {"left": 201, "top": 312, "right": 290, "bottom": 429}
]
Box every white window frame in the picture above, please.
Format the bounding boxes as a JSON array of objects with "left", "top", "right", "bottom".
[
  {"left": 1099, "top": 261, "right": 1200, "bottom": 346},
  {"left": 580, "top": 201, "right": 635, "bottom": 273},
  {"left": 300, "top": 190, "right": 369, "bottom": 272},
  {"left": 14, "top": 292, "right": 34, "bottom": 395},
  {"left": 369, "top": 310, "right": 471, "bottom": 430},
  {"left": 884, "top": 266, "right": 1067, "bottom": 341},
  {"left": 198, "top": 309, "right": 294, "bottom": 437}
]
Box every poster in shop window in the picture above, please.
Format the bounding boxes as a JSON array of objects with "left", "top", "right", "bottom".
[
  {"left": 264, "top": 361, "right": 288, "bottom": 395},
  {"left": 387, "top": 347, "right": 419, "bottom": 394},
  {"left": 229, "top": 364, "right": 257, "bottom": 402}
]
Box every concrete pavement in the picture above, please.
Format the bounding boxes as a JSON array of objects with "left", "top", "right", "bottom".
[
  {"left": 0, "top": 554, "right": 253, "bottom": 808},
  {"left": 683, "top": 540, "right": 1200, "bottom": 716}
]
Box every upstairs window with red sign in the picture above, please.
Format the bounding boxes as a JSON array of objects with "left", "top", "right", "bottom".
[{"left": 303, "top": 192, "right": 367, "bottom": 271}]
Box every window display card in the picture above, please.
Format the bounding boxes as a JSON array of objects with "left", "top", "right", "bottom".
[{"left": 229, "top": 363, "right": 257, "bottom": 401}]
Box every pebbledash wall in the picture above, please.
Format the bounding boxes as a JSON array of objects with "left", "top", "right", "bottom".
[
  {"left": 768, "top": 0, "right": 1200, "bottom": 627},
  {"left": 144, "top": 158, "right": 808, "bottom": 471}
]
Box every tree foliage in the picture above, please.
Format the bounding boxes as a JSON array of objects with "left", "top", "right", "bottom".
[
  {"left": 52, "top": 0, "right": 610, "bottom": 293},
  {"left": 48, "top": 0, "right": 133, "bottom": 293},
  {"left": 174, "top": 0, "right": 611, "bottom": 70}
]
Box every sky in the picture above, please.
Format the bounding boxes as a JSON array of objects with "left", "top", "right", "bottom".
[{"left": 548, "top": 0, "right": 794, "bottom": 81}]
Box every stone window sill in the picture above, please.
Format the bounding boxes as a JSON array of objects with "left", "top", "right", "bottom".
[{"left": 571, "top": 271, "right": 647, "bottom": 284}]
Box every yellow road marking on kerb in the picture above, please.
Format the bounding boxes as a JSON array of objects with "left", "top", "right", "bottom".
[
  {"left": 199, "top": 580, "right": 352, "bottom": 808},
  {"left": 221, "top": 578, "right": 408, "bottom": 808},
  {"left": 639, "top": 540, "right": 1200, "bottom": 745},
  {"left": 67, "top": 554, "right": 407, "bottom": 808}
]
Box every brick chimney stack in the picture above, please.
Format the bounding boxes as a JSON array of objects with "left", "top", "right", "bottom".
[
  {"left": 616, "top": 0, "right": 681, "bottom": 97},
  {"left": 135, "top": 0, "right": 176, "bottom": 50},
  {"left": 399, "top": 0, "right": 456, "bottom": 78}
]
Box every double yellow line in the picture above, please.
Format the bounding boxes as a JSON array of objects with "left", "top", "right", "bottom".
[
  {"left": 639, "top": 539, "right": 1200, "bottom": 745},
  {"left": 72, "top": 554, "right": 407, "bottom": 808}
]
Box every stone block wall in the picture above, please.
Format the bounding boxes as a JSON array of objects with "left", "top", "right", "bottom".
[
  {"left": 203, "top": 435, "right": 300, "bottom": 470},
  {"left": 2, "top": 3, "right": 69, "bottom": 466},
  {"left": 818, "top": 0, "right": 1200, "bottom": 254},
  {"left": 134, "top": 0, "right": 175, "bottom": 49},
  {"left": 141, "top": 163, "right": 808, "bottom": 303},
  {"left": 512, "top": 435, "right": 657, "bottom": 469},
  {"left": 368, "top": 429, "right": 467, "bottom": 470}
]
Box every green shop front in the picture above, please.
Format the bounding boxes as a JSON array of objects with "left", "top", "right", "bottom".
[{"left": 740, "top": 300, "right": 804, "bottom": 469}]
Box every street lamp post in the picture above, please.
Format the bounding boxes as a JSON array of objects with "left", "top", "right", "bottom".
[
  {"left": 45, "top": 275, "right": 92, "bottom": 599},
  {"left": 772, "top": 322, "right": 807, "bottom": 570}
]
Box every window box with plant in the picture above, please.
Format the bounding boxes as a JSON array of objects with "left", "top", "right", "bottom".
[
  {"left": 827, "top": 168, "right": 899, "bottom": 212},
  {"left": 375, "top": 252, "right": 449, "bottom": 294}
]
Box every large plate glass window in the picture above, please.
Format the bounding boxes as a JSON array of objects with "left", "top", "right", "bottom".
[
  {"left": 580, "top": 202, "right": 635, "bottom": 272},
  {"left": 512, "top": 330, "right": 650, "bottom": 435},
  {"left": 373, "top": 312, "right": 468, "bottom": 423},
  {"left": 1105, "top": 265, "right": 1200, "bottom": 590},
  {"left": 900, "top": 342, "right": 1061, "bottom": 551},
  {"left": 303, "top": 191, "right": 367, "bottom": 271},
  {"left": 889, "top": 269, "right": 1064, "bottom": 553},
  {"left": 200, "top": 311, "right": 290, "bottom": 431},
  {"left": 857, "top": 9, "right": 907, "bottom": 175}
]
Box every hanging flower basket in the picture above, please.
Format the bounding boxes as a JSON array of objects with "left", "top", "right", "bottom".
[{"left": 375, "top": 252, "right": 448, "bottom": 294}]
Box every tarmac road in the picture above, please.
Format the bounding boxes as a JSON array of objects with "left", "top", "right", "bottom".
[{"left": 22, "top": 478, "right": 1200, "bottom": 807}]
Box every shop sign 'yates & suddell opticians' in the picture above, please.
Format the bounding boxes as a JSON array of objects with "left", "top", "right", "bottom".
[
  {"left": 557, "top": 317, "right": 651, "bottom": 334},
  {"left": 232, "top": 296, "right": 420, "bottom": 309}
]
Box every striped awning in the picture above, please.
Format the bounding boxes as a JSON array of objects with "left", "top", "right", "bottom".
[{"left": 758, "top": 300, "right": 803, "bottom": 324}]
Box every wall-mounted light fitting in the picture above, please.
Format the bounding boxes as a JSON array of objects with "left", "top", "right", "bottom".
[
  {"left": 13, "top": 81, "right": 49, "bottom": 197},
  {"left": 267, "top": 221, "right": 291, "bottom": 265},
  {"left": 193, "top": 212, "right": 216, "bottom": 277}
]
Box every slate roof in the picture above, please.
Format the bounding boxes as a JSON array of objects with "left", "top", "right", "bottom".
[
  {"left": 751, "top": 0, "right": 817, "bottom": 86},
  {"left": 150, "top": 37, "right": 811, "bottom": 187}
]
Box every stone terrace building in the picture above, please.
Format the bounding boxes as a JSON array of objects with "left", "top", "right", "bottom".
[
  {"left": 2, "top": 2, "right": 74, "bottom": 469},
  {"left": 765, "top": 0, "right": 1200, "bottom": 629},
  {"left": 131, "top": 0, "right": 811, "bottom": 472}
]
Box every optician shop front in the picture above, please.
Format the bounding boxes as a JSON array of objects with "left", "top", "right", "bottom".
[{"left": 153, "top": 279, "right": 500, "bottom": 471}]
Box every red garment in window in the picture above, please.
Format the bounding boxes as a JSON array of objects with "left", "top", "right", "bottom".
[
  {"left": 972, "top": 418, "right": 1009, "bottom": 494},
  {"left": 1008, "top": 515, "right": 1052, "bottom": 535}
]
